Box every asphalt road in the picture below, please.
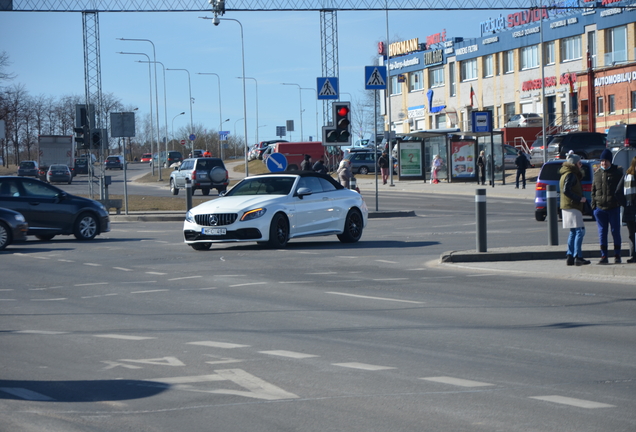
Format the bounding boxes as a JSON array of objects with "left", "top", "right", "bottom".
[{"left": 1, "top": 196, "right": 634, "bottom": 431}]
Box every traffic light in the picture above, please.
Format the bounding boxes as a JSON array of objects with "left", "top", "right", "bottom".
[
  {"left": 74, "top": 126, "right": 87, "bottom": 149},
  {"left": 324, "top": 102, "right": 351, "bottom": 145},
  {"left": 91, "top": 129, "right": 102, "bottom": 149}
]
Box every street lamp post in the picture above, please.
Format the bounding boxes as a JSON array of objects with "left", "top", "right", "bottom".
[
  {"left": 238, "top": 76, "right": 259, "bottom": 145},
  {"left": 282, "top": 83, "right": 304, "bottom": 141},
  {"left": 219, "top": 118, "right": 230, "bottom": 157},
  {"left": 166, "top": 68, "right": 194, "bottom": 155},
  {"left": 118, "top": 38, "right": 162, "bottom": 179},
  {"left": 117, "top": 51, "right": 156, "bottom": 176},
  {"left": 208, "top": 15, "right": 249, "bottom": 176},
  {"left": 197, "top": 72, "right": 225, "bottom": 160},
  {"left": 172, "top": 111, "right": 185, "bottom": 147}
]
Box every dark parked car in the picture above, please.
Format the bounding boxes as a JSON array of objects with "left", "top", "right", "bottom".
[
  {"left": 0, "top": 176, "right": 110, "bottom": 241},
  {"left": 606, "top": 124, "right": 636, "bottom": 150},
  {"left": 170, "top": 157, "right": 229, "bottom": 196},
  {"left": 46, "top": 164, "right": 73, "bottom": 184},
  {"left": 105, "top": 155, "right": 125, "bottom": 170},
  {"left": 153, "top": 151, "right": 183, "bottom": 168},
  {"left": 17, "top": 160, "right": 39, "bottom": 177},
  {"left": 548, "top": 132, "right": 607, "bottom": 160},
  {"left": 0, "top": 207, "right": 28, "bottom": 250},
  {"left": 534, "top": 159, "right": 599, "bottom": 221},
  {"left": 529, "top": 135, "right": 555, "bottom": 166}
]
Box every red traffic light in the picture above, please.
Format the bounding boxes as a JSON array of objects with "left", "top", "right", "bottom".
[{"left": 336, "top": 106, "right": 349, "bottom": 117}]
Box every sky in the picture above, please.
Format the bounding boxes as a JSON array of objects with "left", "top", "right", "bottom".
[{"left": 0, "top": 8, "right": 498, "bottom": 144}]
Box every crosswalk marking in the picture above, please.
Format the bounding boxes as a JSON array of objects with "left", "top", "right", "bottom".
[
  {"left": 93, "top": 334, "right": 156, "bottom": 340},
  {"left": 15, "top": 330, "right": 68, "bottom": 335},
  {"left": 259, "top": 350, "right": 318, "bottom": 359},
  {"left": 529, "top": 395, "right": 615, "bottom": 408},
  {"left": 326, "top": 292, "right": 424, "bottom": 304},
  {"left": 332, "top": 362, "right": 395, "bottom": 371},
  {"left": 0, "top": 388, "right": 54, "bottom": 401},
  {"left": 420, "top": 376, "right": 494, "bottom": 387}
]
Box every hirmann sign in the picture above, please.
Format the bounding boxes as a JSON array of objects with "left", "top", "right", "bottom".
[
  {"left": 389, "top": 38, "right": 419, "bottom": 57},
  {"left": 424, "top": 50, "right": 443, "bottom": 66}
]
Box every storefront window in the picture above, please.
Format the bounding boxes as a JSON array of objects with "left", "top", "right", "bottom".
[
  {"left": 504, "top": 50, "right": 515, "bottom": 73},
  {"left": 521, "top": 45, "right": 539, "bottom": 70},
  {"left": 390, "top": 75, "right": 402, "bottom": 95},
  {"left": 461, "top": 58, "right": 478, "bottom": 81},
  {"left": 429, "top": 66, "right": 444, "bottom": 88},
  {"left": 483, "top": 55, "right": 494, "bottom": 78},
  {"left": 410, "top": 71, "right": 423, "bottom": 92},
  {"left": 608, "top": 94, "right": 615, "bottom": 114},
  {"left": 597, "top": 96, "right": 604, "bottom": 116},
  {"left": 561, "top": 35, "right": 582, "bottom": 62},
  {"left": 605, "top": 26, "right": 627, "bottom": 64},
  {"left": 545, "top": 41, "right": 555, "bottom": 65}
]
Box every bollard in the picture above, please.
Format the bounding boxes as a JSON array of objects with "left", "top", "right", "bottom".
[
  {"left": 475, "top": 189, "right": 487, "bottom": 252},
  {"left": 185, "top": 178, "right": 193, "bottom": 211},
  {"left": 546, "top": 184, "right": 559, "bottom": 246},
  {"left": 350, "top": 176, "right": 357, "bottom": 190}
]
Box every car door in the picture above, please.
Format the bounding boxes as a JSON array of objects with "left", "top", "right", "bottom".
[
  {"left": 175, "top": 160, "right": 192, "bottom": 188},
  {"left": 293, "top": 176, "right": 333, "bottom": 235}
]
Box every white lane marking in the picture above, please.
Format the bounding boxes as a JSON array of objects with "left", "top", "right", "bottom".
[
  {"left": 113, "top": 267, "right": 133, "bottom": 272},
  {"left": 326, "top": 292, "right": 424, "bottom": 304},
  {"left": 83, "top": 263, "right": 101, "bottom": 267},
  {"left": 466, "top": 274, "right": 497, "bottom": 277},
  {"left": 422, "top": 276, "right": 455, "bottom": 279},
  {"left": 82, "top": 293, "right": 119, "bottom": 299},
  {"left": 0, "top": 299, "right": 16, "bottom": 301},
  {"left": 406, "top": 268, "right": 428, "bottom": 271},
  {"left": 372, "top": 278, "right": 409, "bottom": 281},
  {"left": 119, "top": 356, "right": 185, "bottom": 367},
  {"left": 181, "top": 287, "right": 217, "bottom": 291},
  {"left": 75, "top": 282, "right": 109, "bottom": 287},
  {"left": 145, "top": 272, "right": 167, "bottom": 275},
  {"left": 420, "top": 376, "right": 494, "bottom": 387},
  {"left": 31, "top": 256, "right": 50, "bottom": 260},
  {"left": 93, "top": 334, "right": 156, "bottom": 340},
  {"left": 31, "top": 298, "right": 67, "bottom": 302},
  {"left": 121, "top": 280, "right": 157, "bottom": 284},
  {"left": 150, "top": 374, "right": 225, "bottom": 384},
  {"left": 57, "top": 259, "right": 74, "bottom": 262},
  {"left": 229, "top": 282, "right": 267, "bottom": 287},
  {"left": 0, "top": 388, "right": 54, "bottom": 401},
  {"left": 168, "top": 275, "right": 203, "bottom": 281},
  {"left": 187, "top": 341, "right": 250, "bottom": 349},
  {"left": 376, "top": 259, "right": 398, "bottom": 264},
  {"left": 332, "top": 362, "right": 395, "bottom": 371},
  {"left": 205, "top": 357, "right": 244, "bottom": 365},
  {"left": 335, "top": 256, "right": 357, "bottom": 259},
  {"left": 15, "top": 330, "right": 69, "bottom": 335},
  {"left": 101, "top": 361, "right": 143, "bottom": 370},
  {"left": 259, "top": 350, "right": 318, "bottom": 359},
  {"left": 309, "top": 271, "right": 337, "bottom": 275},
  {"left": 0, "top": 289, "right": 14, "bottom": 291},
  {"left": 529, "top": 395, "right": 615, "bottom": 409},
  {"left": 130, "top": 289, "right": 169, "bottom": 294},
  {"left": 278, "top": 281, "right": 312, "bottom": 284}
]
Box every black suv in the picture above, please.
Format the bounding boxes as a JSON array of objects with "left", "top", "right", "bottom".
[
  {"left": 170, "top": 157, "right": 229, "bottom": 196},
  {"left": 606, "top": 124, "right": 636, "bottom": 149},
  {"left": 548, "top": 132, "right": 607, "bottom": 160}
]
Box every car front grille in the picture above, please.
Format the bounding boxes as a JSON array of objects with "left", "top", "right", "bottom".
[{"left": 194, "top": 213, "right": 238, "bottom": 226}]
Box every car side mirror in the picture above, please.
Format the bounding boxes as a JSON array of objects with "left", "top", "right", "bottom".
[{"left": 295, "top": 187, "right": 312, "bottom": 199}]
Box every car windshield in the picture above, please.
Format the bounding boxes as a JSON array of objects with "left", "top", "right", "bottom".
[
  {"left": 226, "top": 177, "right": 295, "bottom": 196},
  {"left": 195, "top": 159, "right": 224, "bottom": 170},
  {"left": 20, "top": 162, "right": 35, "bottom": 168}
]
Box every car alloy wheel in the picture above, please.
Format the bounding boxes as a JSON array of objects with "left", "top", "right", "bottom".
[
  {"left": 170, "top": 179, "right": 179, "bottom": 196},
  {"left": 359, "top": 166, "right": 369, "bottom": 175},
  {"left": 0, "top": 222, "right": 10, "bottom": 251},
  {"left": 338, "top": 209, "right": 363, "bottom": 243},
  {"left": 267, "top": 213, "right": 289, "bottom": 248},
  {"left": 74, "top": 213, "right": 98, "bottom": 240}
]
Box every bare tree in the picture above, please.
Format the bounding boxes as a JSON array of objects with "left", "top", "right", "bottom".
[
  {"left": 0, "top": 51, "right": 16, "bottom": 84},
  {"left": 3, "top": 83, "right": 28, "bottom": 164}
]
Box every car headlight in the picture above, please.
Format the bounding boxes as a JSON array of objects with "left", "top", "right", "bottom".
[
  {"left": 185, "top": 210, "right": 195, "bottom": 223},
  {"left": 14, "top": 214, "right": 26, "bottom": 223},
  {"left": 240, "top": 208, "right": 266, "bottom": 221}
]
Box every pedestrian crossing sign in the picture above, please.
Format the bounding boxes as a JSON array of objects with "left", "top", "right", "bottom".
[
  {"left": 317, "top": 77, "right": 339, "bottom": 100},
  {"left": 365, "top": 66, "right": 387, "bottom": 90}
]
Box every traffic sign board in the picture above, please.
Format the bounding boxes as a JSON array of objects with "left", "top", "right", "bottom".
[
  {"left": 365, "top": 66, "right": 387, "bottom": 90},
  {"left": 180, "top": 139, "right": 186, "bottom": 146},
  {"left": 219, "top": 131, "right": 229, "bottom": 141},
  {"left": 266, "top": 152, "right": 287, "bottom": 172},
  {"left": 317, "top": 77, "right": 338, "bottom": 100},
  {"left": 189, "top": 134, "right": 196, "bottom": 141}
]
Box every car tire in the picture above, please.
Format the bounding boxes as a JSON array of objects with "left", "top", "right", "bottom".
[
  {"left": 190, "top": 242, "right": 212, "bottom": 251},
  {"left": 266, "top": 213, "right": 289, "bottom": 248},
  {"left": 337, "top": 209, "right": 364, "bottom": 243},
  {"left": 73, "top": 212, "right": 98, "bottom": 241},
  {"left": 358, "top": 166, "right": 369, "bottom": 175},
  {"left": 68, "top": 179, "right": 72, "bottom": 185},
  {"left": 0, "top": 222, "right": 11, "bottom": 251},
  {"left": 535, "top": 210, "right": 546, "bottom": 222},
  {"left": 170, "top": 179, "right": 179, "bottom": 196},
  {"left": 202, "top": 188, "right": 210, "bottom": 196},
  {"left": 36, "top": 234, "right": 55, "bottom": 241}
]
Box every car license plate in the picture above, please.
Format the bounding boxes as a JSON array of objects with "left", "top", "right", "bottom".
[{"left": 202, "top": 227, "right": 226, "bottom": 235}]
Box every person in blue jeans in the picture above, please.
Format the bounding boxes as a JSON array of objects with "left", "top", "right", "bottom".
[
  {"left": 592, "top": 149, "right": 623, "bottom": 264},
  {"left": 559, "top": 154, "right": 590, "bottom": 266}
]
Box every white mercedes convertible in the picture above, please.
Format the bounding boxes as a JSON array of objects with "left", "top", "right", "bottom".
[{"left": 183, "top": 172, "right": 368, "bottom": 250}]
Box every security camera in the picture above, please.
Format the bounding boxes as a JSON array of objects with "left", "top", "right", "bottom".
[{"left": 213, "top": 16, "right": 220, "bottom": 26}]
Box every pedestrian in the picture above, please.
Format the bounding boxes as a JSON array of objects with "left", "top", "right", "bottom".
[
  {"left": 559, "top": 153, "right": 591, "bottom": 266},
  {"left": 312, "top": 158, "right": 328, "bottom": 174},
  {"left": 477, "top": 150, "right": 486, "bottom": 185},
  {"left": 617, "top": 156, "right": 636, "bottom": 263},
  {"left": 378, "top": 151, "right": 389, "bottom": 185},
  {"left": 203, "top": 150, "right": 212, "bottom": 157},
  {"left": 300, "top": 154, "right": 313, "bottom": 171},
  {"left": 592, "top": 149, "right": 623, "bottom": 264},
  {"left": 514, "top": 150, "right": 529, "bottom": 189},
  {"left": 430, "top": 155, "right": 442, "bottom": 184},
  {"left": 337, "top": 159, "right": 352, "bottom": 189}
]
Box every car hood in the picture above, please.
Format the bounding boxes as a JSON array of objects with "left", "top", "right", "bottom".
[{"left": 190, "top": 195, "right": 289, "bottom": 214}]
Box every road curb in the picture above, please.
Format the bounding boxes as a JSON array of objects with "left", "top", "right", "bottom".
[
  {"left": 441, "top": 246, "right": 631, "bottom": 263},
  {"left": 368, "top": 210, "right": 416, "bottom": 219}
]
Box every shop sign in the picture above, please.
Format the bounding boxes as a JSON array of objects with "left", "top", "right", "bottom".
[
  {"left": 482, "top": 37, "right": 499, "bottom": 45},
  {"left": 408, "top": 105, "right": 425, "bottom": 118},
  {"left": 480, "top": 14, "right": 506, "bottom": 36},
  {"left": 507, "top": 8, "right": 549, "bottom": 28},
  {"left": 389, "top": 56, "right": 421, "bottom": 71},
  {"left": 595, "top": 71, "right": 636, "bottom": 87},
  {"left": 389, "top": 38, "right": 420, "bottom": 57},
  {"left": 521, "top": 73, "right": 577, "bottom": 92},
  {"left": 513, "top": 26, "right": 540, "bottom": 38},
  {"left": 456, "top": 44, "right": 478, "bottom": 56},
  {"left": 424, "top": 49, "right": 443, "bottom": 66},
  {"left": 425, "top": 30, "right": 446, "bottom": 48},
  {"left": 600, "top": 8, "right": 622, "bottom": 17}
]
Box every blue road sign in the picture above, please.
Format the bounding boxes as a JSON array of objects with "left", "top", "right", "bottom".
[
  {"left": 317, "top": 77, "right": 339, "bottom": 100},
  {"left": 471, "top": 111, "right": 492, "bottom": 133},
  {"left": 365, "top": 66, "right": 387, "bottom": 90},
  {"left": 219, "top": 131, "right": 229, "bottom": 141},
  {"left": 189, "top": 134, "right": 196, "bottom": 141},
  {"left": 266, "top": 152, "right": 288, "bottom": 172}
]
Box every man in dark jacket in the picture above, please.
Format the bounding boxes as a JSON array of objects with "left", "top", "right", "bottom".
[
  {"left": 300, "top": 154, "right": 313, "bottom": 171},
  {"left": 592, "top": 149, "right": 623, "bottom": 264},
  {"left": 312, "top": 158, "right": 328, "bottom": 174},
  {"left": 514, "top": 150, "right": 529, "bottom": 189}
]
